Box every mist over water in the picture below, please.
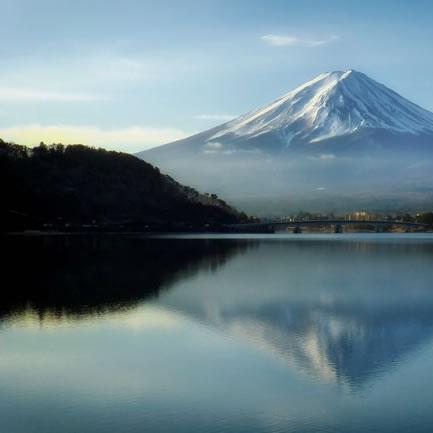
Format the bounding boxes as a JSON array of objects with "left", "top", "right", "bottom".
[
  {"left": 2, "top": 234, "right": 433, "bottom": 433},
  {"left": 145, "top": 151, "right": 433, "bottom": 214}
]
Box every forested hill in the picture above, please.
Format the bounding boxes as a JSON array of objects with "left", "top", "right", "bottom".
[{"left": 0, "top": 140, "right": 248, "bottom": 231}]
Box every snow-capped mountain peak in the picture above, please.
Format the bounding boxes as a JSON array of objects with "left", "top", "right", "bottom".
[{"left": 208, "top": 69, "right": 433, "bottom": 146}]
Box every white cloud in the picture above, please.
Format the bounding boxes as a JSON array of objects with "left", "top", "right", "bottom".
[
  {"left": 0, "top": 87, "right": 101, "bottom": 102},
  {"left": 0, "top": 51, "right": 197, "bottom": 102},
  {"left": 195, "top": 114, "right": 235, "bottom": 121},
  {"left": 201, "top": 142, "right": 263, "bottom": 156},
  {"left": 222, "top": 149, "right": 262, "bottom": 156},
  {"left": 262, "top": 35, "right": 299, "bottom": 46},
  {"left": 262, "top": 34, "right": 338, "bottom": 48},
  {"left": 204, "top": 141, "right": 223, "bottom": 149},
  {"left": 0, "top": 124, "right": 189, "bottom": 153},
  {"left": 82, "top": 54, "right": 185, "bottom": 83},
  {"left": 202, "top": 141, "right": 224, "bottom": 154},
  {"left": 307, "top": 153, "right": 337, "bottom": 161},
  {"left": 319, "top": 153, "right": 336, "bottom": 160}
]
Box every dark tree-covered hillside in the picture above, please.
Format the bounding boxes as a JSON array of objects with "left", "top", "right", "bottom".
[{"left": 0, "top": 140, "right": 248, "bottom": 230}]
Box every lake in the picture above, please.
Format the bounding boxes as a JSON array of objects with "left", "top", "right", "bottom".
[{"left": 2, "top": 233, "right": 433, "bottom": 433}]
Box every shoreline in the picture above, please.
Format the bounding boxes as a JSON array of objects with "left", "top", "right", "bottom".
[{"left": 4, "top": 229, "right": 433, "bottom": 236}]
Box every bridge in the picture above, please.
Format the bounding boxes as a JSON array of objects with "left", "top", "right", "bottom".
[{"left": 226, "top": 219, "right": 431, "bottom": 234}]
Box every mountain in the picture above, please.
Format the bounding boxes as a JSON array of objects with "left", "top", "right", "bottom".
[
  {"left": 144, "top": 70, "right": 433, "bottom": 155},
  {"left": 139, "top": 70, "right": 433, "bottom": 215},
  {"left": 0, "top": 140, "right": 247, "bottom": 231}
]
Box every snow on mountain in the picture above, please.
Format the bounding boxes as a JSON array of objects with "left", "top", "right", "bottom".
[
  {"left": 141, "top": 70, "right": 433, "bottom": 158},
  {"left": 208, "top": 69, "right": 433, "bottom": 147}
]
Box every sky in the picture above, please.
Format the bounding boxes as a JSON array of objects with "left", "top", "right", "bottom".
[{"left": 1, "top": 0, "right": 433, "bottom": 153}]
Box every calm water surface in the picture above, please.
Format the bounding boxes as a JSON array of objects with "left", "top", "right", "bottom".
[{"left": 2, "top": 233, "right": 433, "bottom": 433}]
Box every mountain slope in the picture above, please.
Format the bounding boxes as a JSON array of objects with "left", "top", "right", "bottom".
[
  {"left": 138, "top": 70, "right": 433, "bottom": 214},
  {"left": 0, "top": 140, "right": 247, "bottom": 230}
]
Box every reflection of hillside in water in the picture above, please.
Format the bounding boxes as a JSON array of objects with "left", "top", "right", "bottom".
[
  {"left": 159, "top": 238, "right": 433, "bottom": 387},
  {"left": 1, "top": 235, "right": 254, "bottom": 323}
]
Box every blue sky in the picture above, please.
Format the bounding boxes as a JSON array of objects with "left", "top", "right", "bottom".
[{"left": 1, "top": 0, "right": 433, "bottom": 152}]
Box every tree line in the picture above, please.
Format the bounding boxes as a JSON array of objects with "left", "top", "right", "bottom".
[{"left": 0, "top": 140, "right": 248, "bottom": 231}]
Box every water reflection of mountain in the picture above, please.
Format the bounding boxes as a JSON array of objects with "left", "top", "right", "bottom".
[
  {"left": 1, "top": 235, "right": 253, "bottom": 323},
  {"left": 214, "top": 303, "right": 433, "bottom": 387},
  {"left": 4, "top": 235, "right": 433, "bottom": 388},
  {"left": 158, "top": 238, "right": 433, "bottom": 387}
]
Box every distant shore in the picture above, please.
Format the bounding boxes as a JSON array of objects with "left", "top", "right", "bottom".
[{"left": 5, "top": 228, "right": 432, "bottom": 236}]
